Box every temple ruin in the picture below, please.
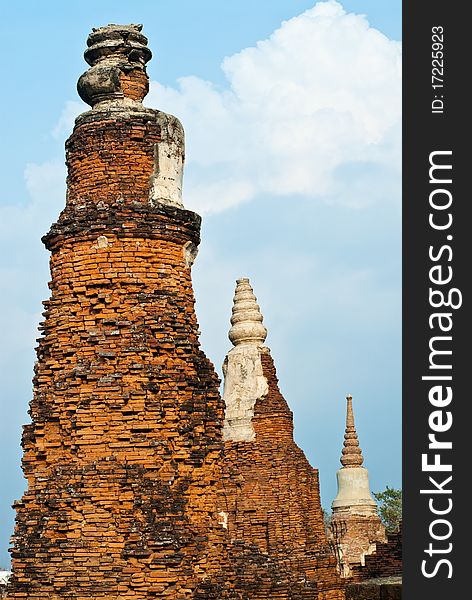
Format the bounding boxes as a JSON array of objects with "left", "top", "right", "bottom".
[{"left": 6, "top": 24, "right": 350, "bottom": 599}]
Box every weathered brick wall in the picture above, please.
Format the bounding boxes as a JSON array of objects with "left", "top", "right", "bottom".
[
  {"left": 330, "top": 514, "right": 386, "bottom": 577},
  {"left": 351, "top": 527, "right": 402, "bottom": 582},
  {"left": 8, "top": 24, "right": 237, "bottom": 599},
  {"left": 7, "top": 105, "right": 236, "bottom": 597},
  {"left": 221, "top": 349, "right": 345, "bottom": 599}
]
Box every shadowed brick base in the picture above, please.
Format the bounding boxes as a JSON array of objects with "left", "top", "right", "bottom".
[{"left": 220, "top": 350, "right": 344, "bottom": 599}]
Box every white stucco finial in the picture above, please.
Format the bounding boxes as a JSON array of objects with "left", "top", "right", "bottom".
[{"left": 228, "top": 278, "right": 267, "bottom": 347}]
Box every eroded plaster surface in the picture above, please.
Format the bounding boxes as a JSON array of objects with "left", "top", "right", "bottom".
[
  {"left": 222, "top": 344, "right": 268, "bottom": 441},
  {"left": 149, "top": 113, "right": 185, "bottom": 207},
  {"left": 332, "top": 467, "right": 377, "bottom": 514}
]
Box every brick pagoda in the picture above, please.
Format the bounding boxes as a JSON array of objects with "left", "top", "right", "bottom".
[
  {"left": 7, "top": 24, "right": 235, "bottom": 599},
  {"left": 219, "top": 279, "right": 344, "bottom": 599}
]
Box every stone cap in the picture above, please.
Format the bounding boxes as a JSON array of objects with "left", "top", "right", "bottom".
[
  {"left": 228, "top": 278, "right": 267, "bottom": 347},
  {"left": 84, "top": 24, "right": 152, "bottom": 66},
  {"left": 78, "top": 24, "right": 152, "bottom": 107}
]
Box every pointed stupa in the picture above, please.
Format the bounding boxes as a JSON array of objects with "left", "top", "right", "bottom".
[
  {"left": 329, "top": 395, "right": 386, "bottom": 577},
  {"left": 228, "top": 278, "right": 268, "bottom": 347},
  {"left": 222, "top": 278, "right": 269, "bottom": 441},
  {"left": 331, "top": 395, "right": 377, "bottom": 514}
]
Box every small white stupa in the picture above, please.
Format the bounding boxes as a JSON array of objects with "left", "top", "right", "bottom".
[
  {"left": 330, "top": 394, "right": 386, "bottom": 577},
  {"left": 332, "top": 394, "right": 377, "bottom": 515}
]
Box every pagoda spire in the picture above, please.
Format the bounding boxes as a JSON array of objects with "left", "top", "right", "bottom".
[
  {"left": 331, "top": 392, "right": 377, "bottom": 515},
  {"left": 222, "top": 278, "right": 268, "bottom": 441},
  {"left": 340, "top": 394, "right": 364, "bottom": 468},
  {"left": 228, "top": 278, "right": 267, "bottom": 347}
]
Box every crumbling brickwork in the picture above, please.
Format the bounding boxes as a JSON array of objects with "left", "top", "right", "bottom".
[
  {"left": 7, "top": 24, "right": 238, "bottom": 599},
  {"left": 346, "top": 530, "right": 402, "bottom": 600},
  {"left": 330, "top": 516, "right": 386, "bottom": 577},
  {"left": 351, "top": 527, "right": 402, "bottom": 582}
]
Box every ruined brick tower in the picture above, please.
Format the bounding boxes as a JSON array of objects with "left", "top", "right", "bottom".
[
  {"left": 219, "top": 279, "right": 344, "bottom": 599},
  {"left": 329, "top": 395, "right": 386, "bottom": 577},
  {"left": 8, "top": 25, "right": 348, "bottom": 600},
  {"left": 8, "top": 24, "right": 233, "bottom": 599}
]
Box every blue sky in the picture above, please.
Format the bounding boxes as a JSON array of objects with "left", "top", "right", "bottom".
[{"left": 0, "top": 1, "right": 401, "bottom": 568}]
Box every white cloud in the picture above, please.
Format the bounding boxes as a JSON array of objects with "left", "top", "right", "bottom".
[
  {"left": 40, "top": 2, "right": 401, "bottom": 215},
  {"left": 24, "top": 160, "right": 66, "bottom": 205},
  {"left": 52, "top": 100, "right": 87, "bottom": 140},
  {"left": 0, "top": 160, "right": 65, "bottom": 360},
  {"left": 147, "top": 0, "right": 401, "bottom": 213},
  {"left": 0, "top": 160, "right": 65, "bottom": 249}
]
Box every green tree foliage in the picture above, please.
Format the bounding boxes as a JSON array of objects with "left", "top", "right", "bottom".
[{"left": 373, "top": 486, "right": 402, "bottom": 532}]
